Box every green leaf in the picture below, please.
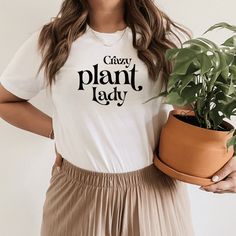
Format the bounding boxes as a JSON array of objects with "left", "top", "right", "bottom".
[
  {"left": 172, "top": 48, "right": 200, "bottom": 75},
  {"left": 208, "top": 70, "right": 221, "bottom": 91},
  {"left": 203, "top": 22, "right": 236, "bottom": 35},
  {"left": 229, "top": 65, "right": 236, "bottom": 81},
  {"left": 167, "top": 74, "right": 182, "bottom": 91},
  {"left": 216, "top": 82, "right": 229, "bottom": 94},
  {"left": 197, "top": 53, "right": 213, "bottom": 75},
  {"left": 221, "top": 67, "right": 230, "bottom": 80},
  {"left": 225, "top": 52, "right": 235, "bottom": 65},
  {"left": 228, "top": 76, "right": 235, "bottom": 95},
  {"left": 189, "top": 44, "right": 205, "bottom": 53},
  {"left": 221, "top": 100, "right": 236, "bottom": 119},
  {"left": 165, "top": 48, "right": 181, "bottom": 60},
  {"left": 179, "top": 74, "right": 195, "bottom": 94},
  {"left": 196, "top": 97, "right": 206, "bottom": 117},
  {"left": 222, "top": 35, "right": 236, "bottom": 47},
  {"left": 181, "top": 83, "right": 202, "bottom": 103},
  {"left": 208, "top": 107, "right": 225, "bottom": 129},
  {"left": 183, "top": 38, "right": 212, "bottom": 51},
  {"left": 186, "top": 60, "right": 201, "bottom": 74},
  {"left": 215, "top": 89, "right": 230, "bottom": 101},
  {"left": 215, "top": 79, "right": 235, "bottom": 96},
  {"left": 172, "top": 61, "right": 193, "bottom": 75},
  {"left": 213, "top": 50, "right": 228, "bottom": 77},
  {"left": 175, "top": 48, "right": 199, "bottom": 62},
  {"left": 164, "top": 91, "right": 187, "bottom": 106},
  {"left": 198, "top": 37, "right": 219, "bottom": 50}
]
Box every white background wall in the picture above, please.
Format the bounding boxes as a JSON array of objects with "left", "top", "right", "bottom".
[{"left": 0, "top": 0, "right": 235, "bottom": 235}]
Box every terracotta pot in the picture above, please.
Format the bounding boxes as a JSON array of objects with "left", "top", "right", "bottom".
[{"left": 153, "top": 109, "right": 235, "bottom": 186}]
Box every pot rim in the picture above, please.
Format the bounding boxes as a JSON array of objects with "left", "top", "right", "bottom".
[
  {"left": 153, "top": 153, "right": 214, "bottom": 186},
  {"left": 170, "top": 109, "right": 235, "bottom": 133}
]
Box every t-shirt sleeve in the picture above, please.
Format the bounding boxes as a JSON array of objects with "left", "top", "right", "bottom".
[{"left": 0, "top": 30, "right": 46, "bottom": 100}]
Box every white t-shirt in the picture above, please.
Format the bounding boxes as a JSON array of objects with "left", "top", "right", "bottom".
[{"left": 0, "top": 23, "right": 172, "bottom": 173}]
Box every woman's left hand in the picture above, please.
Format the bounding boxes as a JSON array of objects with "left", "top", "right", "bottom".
[{"left": 200, "top": 155, "right": 236, "bottom": 194}]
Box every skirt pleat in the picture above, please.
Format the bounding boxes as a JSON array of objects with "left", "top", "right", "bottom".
[{"left": 40, "top": 157, "right": 195, "bottom": 236}]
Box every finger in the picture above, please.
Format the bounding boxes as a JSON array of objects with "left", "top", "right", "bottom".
[
  {"left": 202, "top": 178, "right": 235, "bottom": 192},
  {"left": 55, "top": 155, "right": 63, "bottom": 165},
  {"left": 212, "top": 190, "right": 233, "bottom": 194},
  {"left": 211, "top": 156, "right": 236, "bottom": 182},
  {"left": 228, "top": 171, "right": 236, "bottom": 178}
]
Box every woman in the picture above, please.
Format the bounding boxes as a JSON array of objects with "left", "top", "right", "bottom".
[{"left": 1, "top": 0, "right": 235, "bottom": 235}]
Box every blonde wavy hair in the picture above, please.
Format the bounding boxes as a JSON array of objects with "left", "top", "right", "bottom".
[{"left": 36, "top": 0, "right": 192, "bottom": 91}]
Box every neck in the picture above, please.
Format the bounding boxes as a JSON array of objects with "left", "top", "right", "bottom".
[{"left": 88, "top": 2, "right": 126, "bottom": 33}]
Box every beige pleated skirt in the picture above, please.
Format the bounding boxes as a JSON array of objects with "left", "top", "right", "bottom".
[{"left": 40, "top": 156, "right": 195, "bottom": 236}]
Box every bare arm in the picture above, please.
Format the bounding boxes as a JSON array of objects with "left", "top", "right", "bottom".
[{"left": 0, "top": 84, "right": 53, "bottom": 139}]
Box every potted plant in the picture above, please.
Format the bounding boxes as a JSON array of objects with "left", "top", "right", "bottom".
[{"left": 146, "top": 22, "right": 236, "bottom": 186}]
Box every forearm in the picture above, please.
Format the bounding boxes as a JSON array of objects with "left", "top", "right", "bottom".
[{"left": 0, "top": 101, "right": 53, "bottom": 139}]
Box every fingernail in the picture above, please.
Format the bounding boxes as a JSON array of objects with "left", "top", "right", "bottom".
[
  {"left": 56, "top": 166, "right": 61, "bottom": 173},
  {"left": 212, "top": 175, "right": 219, "bottom": 182},
  {"left": 199, "top": 187, "right": 205, "bottom": 191}
]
